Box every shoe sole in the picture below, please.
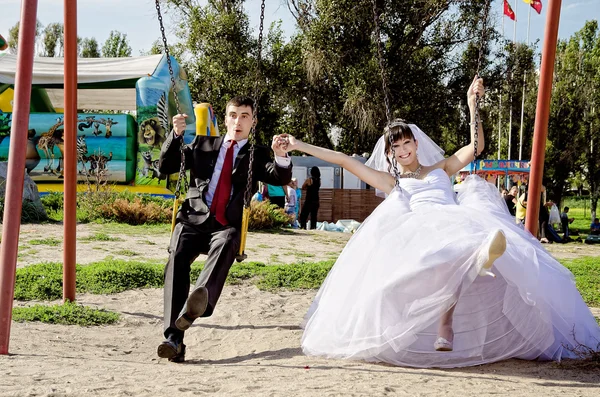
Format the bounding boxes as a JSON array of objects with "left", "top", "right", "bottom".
[
  {"left": 479, "top": 230, "right": 506, "bottom": 277},
  {"left": 157, "top": 343, "right": 178, "bottom": 360},
  {"left": 175, "top": 287, "right": 209, "bottom": 331}
]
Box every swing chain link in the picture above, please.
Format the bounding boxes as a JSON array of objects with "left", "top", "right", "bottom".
[
  {"left": 244, "top": 0, "right": 266, "bottom": 208},
  {"left": 371, "top": 0, "right": 400, "bottom": 186},
  {"left": 155, "top": 0, "right": 187, "bottom": 198}
]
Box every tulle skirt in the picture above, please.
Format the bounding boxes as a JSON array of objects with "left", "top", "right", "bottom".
[{"left": 301, "top": 175, "right": 600, "bottom": 368}]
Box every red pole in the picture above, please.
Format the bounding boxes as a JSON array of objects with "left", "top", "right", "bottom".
[
  {"left": 63, "top": 0, "right": 78, "bottom": 302},
  {"left": 0, "top": 0, "right": 39, "bottom": 355},
  {"left": 525, "top": 0, "right": 562, "bottom": 236}
]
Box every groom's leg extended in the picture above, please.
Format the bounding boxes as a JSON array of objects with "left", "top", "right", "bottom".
[
  {"left": 163, "top": 222, "right": 208, "bottom": 338},
  {"left": 193, "top": 225, "right": 240, "bottom": 318}
]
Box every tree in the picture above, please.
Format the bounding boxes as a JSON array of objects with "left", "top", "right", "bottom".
[
  {"left": 7, "top": 19, "right": 43, "bottom": 54},
  {"left": 101, "top": 30, "right": 132, "bottom": 57},
  {"left": 41, "top": 22, "right": 64, "bottom": 57},
  {"left": 284, "top": 0, "right": 497, "bottom": 155},
  {"left": 80, "top": 37, "right": 101, "bottom": 58}
]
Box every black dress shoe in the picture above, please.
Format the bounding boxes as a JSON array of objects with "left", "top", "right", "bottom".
[
  {"left": 175, "top": 287, "right": 209, "bottom": 331},
  {"left": 157, "top": 338, "right": 186, "bottom": 362}
]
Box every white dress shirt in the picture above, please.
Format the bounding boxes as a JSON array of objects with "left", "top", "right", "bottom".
[{"left": 205, "top": 136, "right": 291, "bottom": 208}]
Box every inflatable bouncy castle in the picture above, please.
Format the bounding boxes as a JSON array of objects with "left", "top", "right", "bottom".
[{"left": 0, "top": 53, "right": 218, "bottom": 196}]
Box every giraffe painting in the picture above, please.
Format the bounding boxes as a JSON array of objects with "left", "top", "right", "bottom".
[{"left": 36, "top": 119, "right": 65, "bottom": 175}]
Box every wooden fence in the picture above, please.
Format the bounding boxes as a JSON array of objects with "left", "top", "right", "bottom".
[{"left": 299, "top": 188, "right": 383, "bottom": 223}]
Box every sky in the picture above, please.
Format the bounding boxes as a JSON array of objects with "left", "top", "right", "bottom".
[{"left": 0, "top": 0, "right": 599, "bottom": 56}]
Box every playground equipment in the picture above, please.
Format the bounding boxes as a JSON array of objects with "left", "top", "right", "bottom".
[
  {"left": 0, "top": 52, "right": 220, "bottom": 196},
  {"left": 459, "top": 159, "right": 531, "bottom": 186}
]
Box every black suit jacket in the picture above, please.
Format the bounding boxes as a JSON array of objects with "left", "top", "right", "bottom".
[{"left": 158, "top": 132, "right": 292, "bottom": 228}]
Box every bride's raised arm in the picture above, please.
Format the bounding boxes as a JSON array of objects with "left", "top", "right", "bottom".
[
  {"left": 277, "top": 135, "right": 396, "bottom": 195},
  {"left": 441, "top": 76, "right": 485, "bottom": 176}
]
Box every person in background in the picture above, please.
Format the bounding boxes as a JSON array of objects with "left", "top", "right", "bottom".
[
  {"left": 284, "top": 180, "right": 298, "bottom": 228},
  {"left": 504, "top": 185, "right": 518, "bottom": 216},
  {"left": 300, "top": 166, "right": 321, "bottom": 230},
  {"left": 515, "top": 186, "right": 527, "bottom": 225},
  {"left": 267, "top": 183, "right": 286, "bottom": 208},
  {"left": 560, "top": 207, "right": 575, "bottom": 241},
  {"left": 590, "top": 218, "right": 600, "bottom": 235}
]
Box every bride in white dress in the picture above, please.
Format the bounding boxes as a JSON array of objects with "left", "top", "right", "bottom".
[{"left": 275, "top": 77, "right": 600, "bottom": 368}]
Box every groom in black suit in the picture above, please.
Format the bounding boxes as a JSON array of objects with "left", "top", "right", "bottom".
[{"left": 157, "top": 96, "right": 292, "bottom": 362}]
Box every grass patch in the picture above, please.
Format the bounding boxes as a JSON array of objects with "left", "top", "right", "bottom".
[
  {"left": 114, "top": 249, "right": 138, "bottom": 257},
  {"left": 140, "top": 239, "right": 157, "bottom": 245},
  {"left": 91, "top": 222, "right": 171, "bottom": 236},
  {"left": 29, "top": 238, "right": 62, "bottom": 246},
  {"left": 13, "top": 256, "right": 598, "bottom": 304},
  {"left": 80, "top": 232, "right": 122, "bottom": 242},
  {"left": 561, "top": 257, "right": 600, "bottom": 307},
  {"left": 256, "top": 244, "right": 271, "bottom": 249},
  {"left": 15, "top": 259, "right": 336, "bottom": 301},
  {"left": 12, "top": 302, "right": 119, "bottom": 325}
]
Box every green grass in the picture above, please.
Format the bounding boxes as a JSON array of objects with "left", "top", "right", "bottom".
[
  {"left": 12, "top": 302, "right": 119, "bottom": 326},
  {"left": 12, "top": 256, "right": 600, "bottom": 308},
  {"left": 14, "top": 259, "right": 337, "bottom": 301},
  {"left": 93, "top": 222, "right": 171, "bottom": 236},
  {"left": 80, "top": 232, "right": 122, "bottom": 242},
  {"left": 562, "top": 257, "right": 600, "bottom": 307},
  {"left": 29, "top": 238, "right": 62, "bottom": 246},
  {"left": 114, "top": 249, "right": 138, "bottom": 257}
]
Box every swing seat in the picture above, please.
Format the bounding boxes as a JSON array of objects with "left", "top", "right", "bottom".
[{"left": 236, "top": 207, "right": 251, "bottom": 262}]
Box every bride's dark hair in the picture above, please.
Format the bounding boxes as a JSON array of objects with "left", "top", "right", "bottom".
[{"left": 383, "top": 120, "right": 414, "bottom": 171}]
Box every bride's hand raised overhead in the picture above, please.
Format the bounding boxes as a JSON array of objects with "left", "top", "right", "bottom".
[{"left": 467, "top": 76, "right": 485, "bottom": 108}]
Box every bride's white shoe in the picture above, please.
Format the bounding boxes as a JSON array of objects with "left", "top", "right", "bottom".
[
  {"left": 479, "top": 230, "right": 507, "bottom": 278},
  {"left": 434, "top": 336, "right": 453, "bottom": 351}
]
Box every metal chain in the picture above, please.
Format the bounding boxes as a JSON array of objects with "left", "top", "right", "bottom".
[
  {"left": 371, "top": 0, "right": 400, "bottom": 186},
  {"left": 155, "top": 0, "right": 188, "bottom": 197},
  {"left": 244, "top": 0, "right": 266, "bottom": 207},
  {"left": 472, "top": 0, "right": 492, "bottom": 173}
]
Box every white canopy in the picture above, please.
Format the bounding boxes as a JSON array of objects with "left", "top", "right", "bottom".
[{"left": 0, "top": 53, "right": 162, "bottom": 85}]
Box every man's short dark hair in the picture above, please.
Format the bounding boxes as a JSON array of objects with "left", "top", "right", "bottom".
[
  {"left": 564, "top": 206, "right": 569, "bottom": 212},
  {"left": 595, "top": 218, "right": 599, "bottom": 222},
  {"left": 225, "top": 96, "right": 255, "bottom": 115}
]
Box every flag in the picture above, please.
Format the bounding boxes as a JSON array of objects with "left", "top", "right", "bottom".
[
  {"left": 523, "top": 0, "right": 542, "bottom": 14},
  {"left": 504, "top": 0, "right": 516, "bottom": 21}
]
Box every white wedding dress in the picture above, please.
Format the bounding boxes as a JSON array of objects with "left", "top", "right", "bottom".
[{"left": 301, "top": 169, "right": 600, "bottom": 368}]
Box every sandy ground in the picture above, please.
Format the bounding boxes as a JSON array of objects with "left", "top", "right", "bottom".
[{"left": 1, "top": 223, "right": 599, "bottom": 396}]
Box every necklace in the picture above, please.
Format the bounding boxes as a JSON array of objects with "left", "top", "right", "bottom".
[{"left": 399, "top": 164, "right": 423, "bottom": 179}]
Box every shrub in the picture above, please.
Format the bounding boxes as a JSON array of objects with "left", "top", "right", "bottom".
[
  {"left": 248, "top": 200, "right": 294, "bottom": 230},
  {"left": 14, "top": 262, "right": 67, "bottom": 300},
  {"left": 0, "top": 197, "right": 47, "bottom": 223},
  {"left": 77, "top": 189, "right": 118, "bottom": 223},
  {"left": 12, "top": 302, "right": 119, "bottom": 326},
  {"left": 98, "top": 197, "right": 172, "bottom": 225},
  {"left": 41, "top": 192, "right": 64, "bottom": 212}
]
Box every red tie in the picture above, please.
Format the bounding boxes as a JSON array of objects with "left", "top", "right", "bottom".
[{"left": 211, "top": 141, "right": 236, "bottom": 225}]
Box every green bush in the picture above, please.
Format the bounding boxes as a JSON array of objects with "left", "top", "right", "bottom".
[
  {"left": 12, "top": 302, "right": 119, "bottom": 325},
  {"left": 14, "top": 262, "right": 67, "bottom": 300},
  {"left": 249, "top": 200, "right": 294, "bottom": 230},
  {"left": 78, "top": 259, "right": 164, "bottom": 294},
  {"left": 41, "top": 192, "right": 64, "bottom": 211},
  {"left": 0, "top": 197, "right": 47, "bottom": 223}
]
